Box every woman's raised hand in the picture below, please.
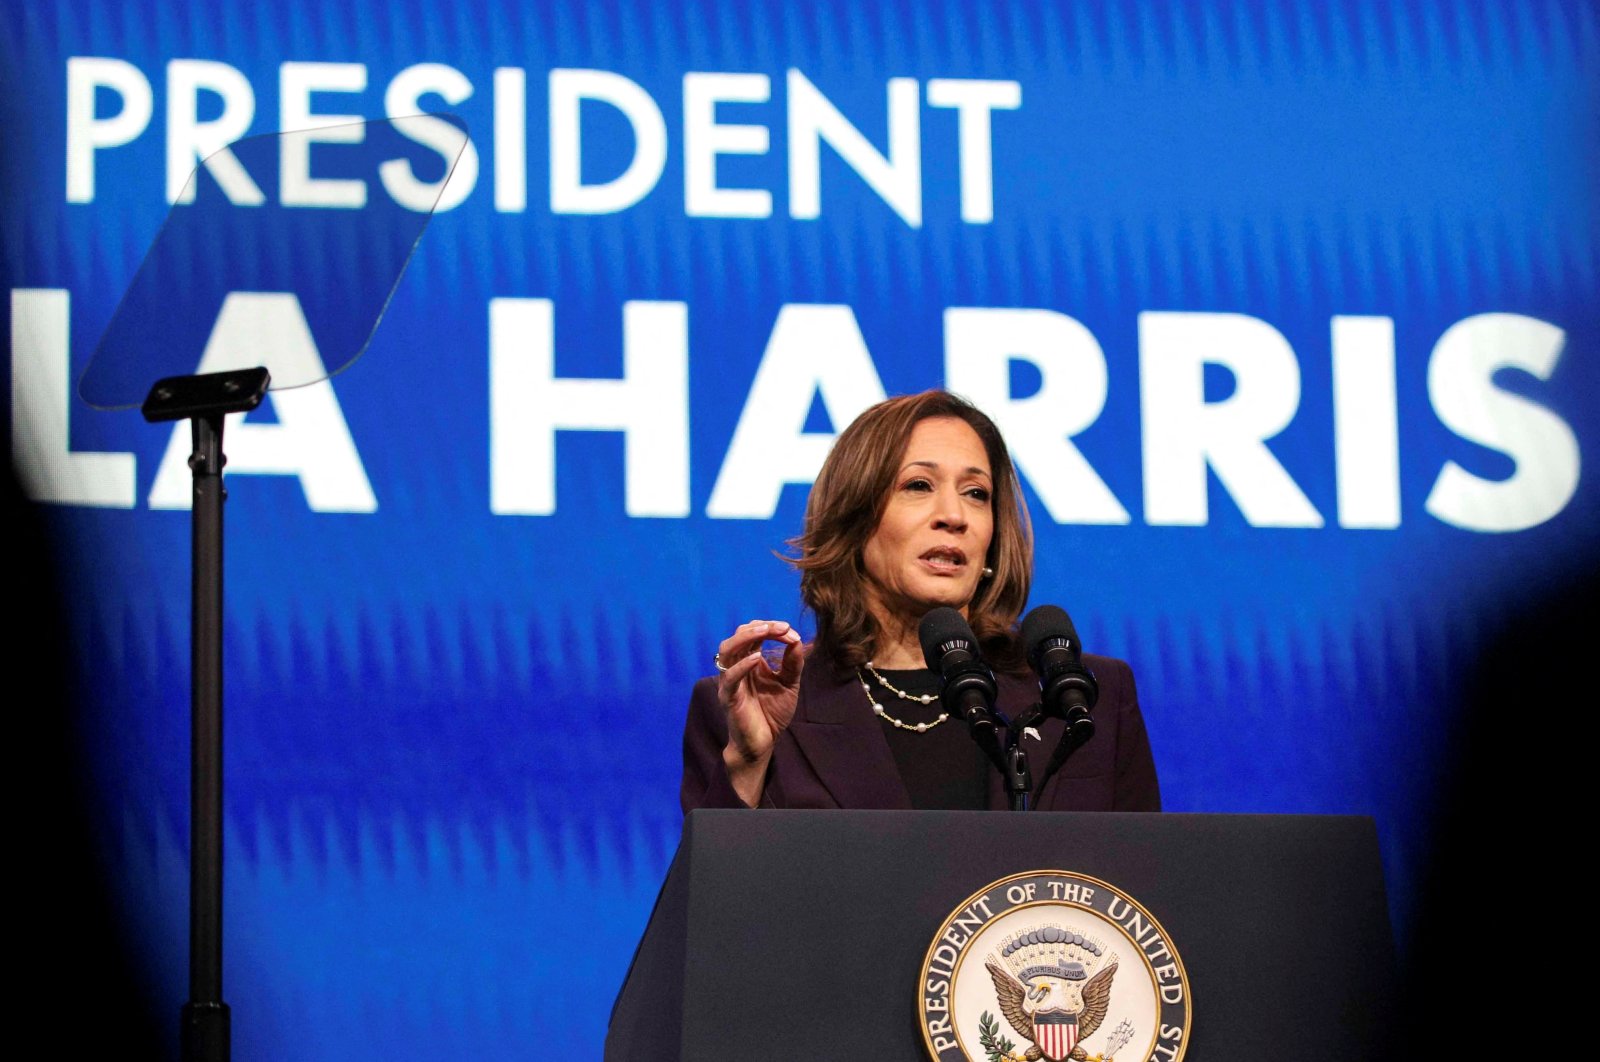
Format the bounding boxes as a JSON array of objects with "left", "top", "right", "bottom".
[{"left": 716, "top": 619, "right": 805, "bottom": 803}]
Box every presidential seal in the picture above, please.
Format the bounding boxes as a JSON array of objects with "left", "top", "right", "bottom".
[{"left": 918, "top": 871, "right": 1190, "bottom": 1062}]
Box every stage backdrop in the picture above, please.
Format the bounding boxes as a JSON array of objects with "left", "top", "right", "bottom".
[{"left": 4, "top": 1, "right": 1596, "bottom": 1057}]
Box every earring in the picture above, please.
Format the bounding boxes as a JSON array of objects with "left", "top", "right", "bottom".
[{"left": 981, "top": 566, "right": 995, "bottom": 579}]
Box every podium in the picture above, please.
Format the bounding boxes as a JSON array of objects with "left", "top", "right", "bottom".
[{"left": 606, "top": 810, "right": 1394, "bottom": 1060}]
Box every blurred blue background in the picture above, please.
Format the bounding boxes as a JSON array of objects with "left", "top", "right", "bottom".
[{"left": 3, "top": 1, "right": 1596, "bottom": 1057}]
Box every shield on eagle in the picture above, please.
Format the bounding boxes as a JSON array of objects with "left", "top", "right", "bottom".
[{"left": 1032, "top": 1010, "right": 1078, "bottom": 1061}]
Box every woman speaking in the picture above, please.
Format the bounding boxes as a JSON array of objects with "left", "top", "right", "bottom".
[{"left": 680, "top": 391, "right": 1160, "bottom": 812}]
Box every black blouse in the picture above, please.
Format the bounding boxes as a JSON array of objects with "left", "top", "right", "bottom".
[{"left": 866, "top": 667, "right": 991, "bottom": 810}]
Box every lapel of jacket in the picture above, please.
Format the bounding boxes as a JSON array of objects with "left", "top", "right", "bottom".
[{"left": 787, "top": 657, "right": 912, "bottom": 810}]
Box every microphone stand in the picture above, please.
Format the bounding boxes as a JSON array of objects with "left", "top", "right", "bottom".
[
  {"left": 999, "top": 704, "right": 1047, "bottom": 812},
  {"left": 959, "top": 691, "right": 1096, "bottom": 812},
  {"left": 1002, "top": 726, "right": 1032, "bottom": 811}
]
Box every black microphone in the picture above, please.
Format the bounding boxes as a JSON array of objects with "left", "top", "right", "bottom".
[
  {"left": 1021, "top": 605, "right": 1097, "bottom": 744},
  {"left": 918, "top": 607, "right": 1000, "bottom": 745}
]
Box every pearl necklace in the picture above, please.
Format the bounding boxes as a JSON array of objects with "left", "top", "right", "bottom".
[
  {"left": 863, "top": 663, "right": 941, "bottom": 704},
  {"left": 858, "top": 665, "right": 949, "bottom": 733}
]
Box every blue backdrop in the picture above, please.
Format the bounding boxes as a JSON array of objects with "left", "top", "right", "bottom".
[{"left": 3, "top": 1, "right": 1597, "bottom": 1057}]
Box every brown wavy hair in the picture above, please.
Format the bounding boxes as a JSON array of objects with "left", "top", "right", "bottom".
[{"left": 787, "top": 391, "right": 1033, "bottom": 672}]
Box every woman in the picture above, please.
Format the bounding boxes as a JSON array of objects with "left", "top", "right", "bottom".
[{"left": 680, "top": 391, "right": 1160, "bottom": 812}]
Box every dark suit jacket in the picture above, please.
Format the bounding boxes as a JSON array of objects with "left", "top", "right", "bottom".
[{"left": 680, "top": 653, "right": 1161, "bottom": 812}]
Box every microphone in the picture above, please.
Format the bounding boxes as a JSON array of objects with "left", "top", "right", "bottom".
[
  {"left": 1021, "top": 605, "right": 1097, "bottom": 743},
  {"left": 918, "top": 607, "right": 1000, "bottom": 745}
]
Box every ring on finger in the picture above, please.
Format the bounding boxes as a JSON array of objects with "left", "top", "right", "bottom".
[{"left": 716, "top": 647, "right": 763, "bottom": 674}]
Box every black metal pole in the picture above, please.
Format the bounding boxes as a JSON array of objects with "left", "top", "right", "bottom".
[
  {"left": 139, "top": 370, "right": 265, "bottom": 1062},
  {"left": 182, "top": 412, "right": 230, "bottom": 1062}
]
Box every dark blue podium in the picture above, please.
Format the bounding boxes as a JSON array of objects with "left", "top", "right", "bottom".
[{"left": 606, "top": 810, "right": 1394, "bottom": 1060}]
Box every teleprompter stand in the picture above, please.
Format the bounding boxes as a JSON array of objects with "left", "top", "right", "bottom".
[
  {"left": 119, "top": 367, "right": 284, "bottom": 1062},
  {"left": 79, "top": 117, "right": 470, "bottom": 1062},
  {"left": 141, "top": 367, "right": 271, "bottom": 1062}
]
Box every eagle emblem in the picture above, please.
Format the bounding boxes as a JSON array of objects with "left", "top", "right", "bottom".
[
  {"left": 981, "top": 926, "right": 1121, "bottom": 1062},
  {"left": 917, "top": 870, "right": 1188, "bottom": 1062}
]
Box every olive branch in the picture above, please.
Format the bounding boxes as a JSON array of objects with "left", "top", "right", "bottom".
[{"left": 978, "top": 1011, "right": 1016, "bottom": 1062}]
